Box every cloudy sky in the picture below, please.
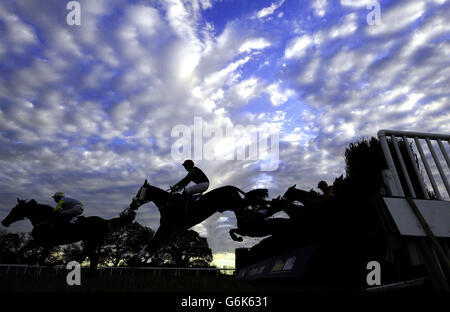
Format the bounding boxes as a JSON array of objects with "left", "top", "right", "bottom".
[{"left": 1, "top": 0, "right": 449, "bottom": 267}]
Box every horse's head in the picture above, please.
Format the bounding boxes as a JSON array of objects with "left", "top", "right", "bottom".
[
  {"left": 268, "top": 195, "right": 284, "bottom": 210},
  {"left": 130, "top": 179, "right": 148, "bottom": 210},
  {"left": 332, "top": 174, "right": 346, "bottom": 197},
  {"left": 282, "top": 184, "right": 297, "bottom": 201},
  {"left": 1, "top": 198, "right": 30, "bottom": 227},
  {"left": 129, "top": 179, "right": 169, "bottom": 210},
  {"left": 270, "top": 195, "right": 294, "bottom": 211}
]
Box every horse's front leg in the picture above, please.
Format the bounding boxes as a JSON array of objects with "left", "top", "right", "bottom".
[
  {"left": 75, "top": 241, "right": 89, "bottom": 265},
  {"left": 84, "top": 240, "right": 102, "bottom": 270},
  {"left": 138, "top": 225, "right": 172, "bottom": 259}
]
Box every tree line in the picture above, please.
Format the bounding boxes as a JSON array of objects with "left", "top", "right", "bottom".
[{"left": 0, "top": 222, "right": 213, "bottom": 268}]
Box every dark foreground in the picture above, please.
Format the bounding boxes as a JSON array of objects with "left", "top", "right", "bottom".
[
  {"left": 0, "top": 268, "right": 344, "bottom": 293},
  {"left": 0, "top": 266, "right": 435, "bottom": 293},
  {"left": 1, "top": 267, "right": 445, "bottom": 312}
]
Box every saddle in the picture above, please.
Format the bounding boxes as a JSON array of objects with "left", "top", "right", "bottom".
[
  {"left": 34, "top": 216, "right": 85, "bottom": 240},
  {"left": 39, "top": 215, "right": 85, "bottom": 229},
  {"left": 67, "top": 215, "right": 85, "bottom": 224}
]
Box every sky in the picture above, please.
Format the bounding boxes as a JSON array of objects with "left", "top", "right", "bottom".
[{"left": 0, "top": 0, "right": 449, "bottom": 268}]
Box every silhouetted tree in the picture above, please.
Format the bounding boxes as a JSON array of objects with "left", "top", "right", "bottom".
[
  {"left": 44, "top": 243, "right": 84, "bottom": 265},
  {"left": 344, "top": 136, "right": 433, "bottom": 199},
  {"left": 99, "top": 221, "right": 154, "bottom": 266},
  {"left": 344, "top": 137, "right": 387, "bottom": 196},
  {"left": 0, "top": 231, "right": 43, "bottom": 264},
  {"left": 150, "top": 230, "right": 213, "bottom": 267},
  {"left": 0, "top": 230, "right": 25, "bottom": 263}
]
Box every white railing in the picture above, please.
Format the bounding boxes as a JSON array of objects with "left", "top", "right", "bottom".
[
  {"left": 0, "top": 264, "right": 235, "bottom": 276},
  {"left": 377, "top": 129, "right": 450, "bottom": 200},
  {"left": 377, "top": 130, "right": 450, "bottom": 291}
]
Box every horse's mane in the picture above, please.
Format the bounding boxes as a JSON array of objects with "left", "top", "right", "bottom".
[
  {"left": 147, "top": 184, "right": 168, "bottom": 193},
  {"left": 26, "top": 199, "right": 53, "bottom": 211}
]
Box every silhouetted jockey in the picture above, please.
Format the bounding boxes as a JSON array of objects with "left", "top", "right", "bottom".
[
  {"left": 51, "top": 192, "right": 84, "bottom": 224},
  {"left": 317, "top": 181, "right": 333, "bottom": 199},
  {"left": 171, "top": 160, "right": 209, "bottom": 214}
]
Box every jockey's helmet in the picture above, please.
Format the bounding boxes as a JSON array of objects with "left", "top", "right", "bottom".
[
  {"left": 52, "top": 191, "right": 65, "bottom": 199},
  {"left": 317, "top": 181, "right": 328, "bottom": 189},
  {"left": 182, "top": 160, "right": 194, "bottom": 167}
]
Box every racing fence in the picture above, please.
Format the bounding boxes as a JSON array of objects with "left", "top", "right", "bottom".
[
  {"left": 377, "top": 129, "right": 450, "bottom": 291},
  {"left": 377, "top": 129, "right": 450, "bottom": 200},
  {"left": 0, "top": 264, "right": 235, "bottom": 277}
]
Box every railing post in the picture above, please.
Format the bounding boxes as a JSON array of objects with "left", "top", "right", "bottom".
[
  {"left": 414, "top": 137, "right": 442, "bottom": 199},
  {"left": 391, "top": 135, "right": 416, "bottom": 197},
  {"left": 403, "top": 136, "right": 429, "bottom": 199},
  {"left": 437, "top": 139, "right": 450, "bottom": 170},
  {"left": 426, "top": 138, "right": 450, "bottom": 197},
  {"left": 378, "top": 129, "right": 450, "bottom": 292},
  {"left": 378, "top": 131, "right": 405, "bottom": 196}
]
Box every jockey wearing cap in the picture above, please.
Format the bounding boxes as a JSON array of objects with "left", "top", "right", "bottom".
[
  {"left": 172, "top": 160, "right": 209, "bottom": 195},
  {"left": 171, "top": 160, "right": 209, "bottom": 216},
  {"left": 317, "top": 181, "right": 334, "bottom": 199},
  {"left": 52, "top": 192, "right": 84, "bottom": 224}
]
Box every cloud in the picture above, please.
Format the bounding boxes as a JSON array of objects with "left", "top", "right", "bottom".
[
  {"left": 255, "top": 0, "right": 286, "bottom": 19},
  {"left": 239, "top": 38, "right": 271, "bottom": 53},
  {"left": 366, "top": 1, "right": 426, "bottom": 36},
  {"left": 329, "top": 13, "right": 358, "bottom": 39},
  {"left": 340, "top": 0, "right": 372, "bottom": 8},
  {"left": 265, "top": 83, "right": 295, "bottom": 106},
  {"left": 0, "top": 4, "right": 38, "bottom": 52},
  {"left": 284, "top": 35, "right": 313, "bottom": 59},
  {"left": 312, "top": 0, "right": 328, "bottom": 17}
]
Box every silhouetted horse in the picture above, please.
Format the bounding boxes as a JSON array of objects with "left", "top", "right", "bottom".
[
  {"left": 129, "top": 180, "right": 278, "bottom": 259},
  {"left": 282, "top": 177, "right": 349, "bottom": 208},
  {"left": 228, "top": 190, "right": 295, "bottom": 242},
  {"left": 1, "top": 199, "right": 135, "bottom": 268},
  {"left": 277, "top": 179, "right": 347, "bottom": 239},
  {"left": 282, "top": 184, "right": 321, "bottom": 207},
  {"left": 268, "top": 196, "right": 308, "bottom": 220}
]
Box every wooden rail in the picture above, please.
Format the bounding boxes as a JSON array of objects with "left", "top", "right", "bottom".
[{"left": 0, "top": 264, "right": 235, "bottom": 277}]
